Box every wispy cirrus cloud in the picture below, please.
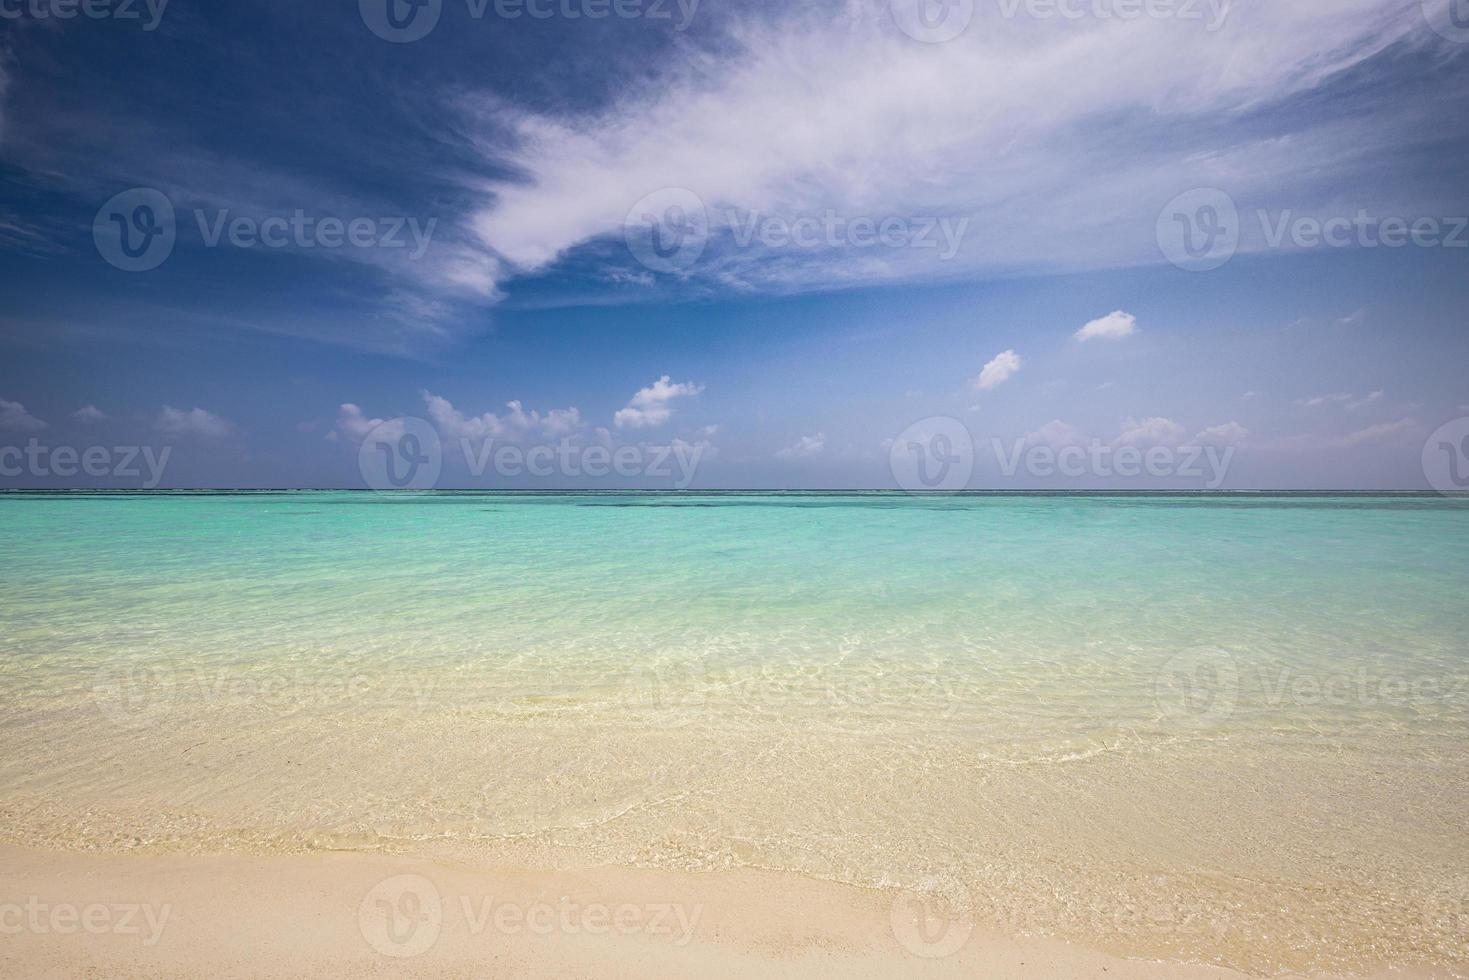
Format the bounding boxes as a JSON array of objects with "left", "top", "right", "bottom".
[{"left": 466, "top": 0, "right": 1453, "bottom": 298}]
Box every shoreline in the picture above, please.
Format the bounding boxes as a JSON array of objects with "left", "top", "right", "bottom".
[{"left": 0, "top": 844, "right": 1451, "bottom": 979}]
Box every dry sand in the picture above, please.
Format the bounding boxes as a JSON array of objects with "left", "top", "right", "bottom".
[{"left": 0, "top": 844, "right": 1438, "bottom": 979}]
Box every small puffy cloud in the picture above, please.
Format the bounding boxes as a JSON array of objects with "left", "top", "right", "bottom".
[
  {"left": 1242, "top": 391, "right": 1260, "bottom": 401},
  {"left": 0, "top": 399, "right": 47, "bottom": 432},
  {"left": 424, "top": 392, "right": 584, "bottom": 443},
  {"left": 614, "top": 376, "right": 703, "bottom": 429},
  {"left": 974, "top": 350, "right": 1022, "bottom": 391},
  {"left": 336, "top": 403, "right": 384, "bottom": 441},
  {"left": 1194, "top": 422, "right": 1249, "bottom": 446},
  {"left": 1022, "top": 420, "right": 1086, "bottom": 450},
  {"left": 1075, "top": 311, "right": 1138, "bottom": 343},
  {"left": 776, "top": 434, "right": 825, "bottom": 459},
  {"left": 1336, "top": 309, "right": 1367, "bottom": 326},
  {"left": 72, "top": 405, "right": 106, "bottom": 423},
  {"left": 156, "top": 406, "right": 232, "bottom": 439},
  {"left": 1114, "top": 416, "right": 1187, "bottom": 448}
]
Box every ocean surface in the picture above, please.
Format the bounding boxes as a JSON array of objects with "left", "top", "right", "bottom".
[{"left": 2, "top": 492, "right": 1467, "bottom": 974}]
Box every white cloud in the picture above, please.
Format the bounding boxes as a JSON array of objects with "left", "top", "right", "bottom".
[
  {"left": 1194, "top": 422, "right": 1250, "bottom": 446},
  {"left": 1022, "top": 420, "right": 1087, "bottom": 450},
  {"left": 974, "top": 350, "right": 1022, "bottom": 391},
  {"left": 1337, "top": 309, "right": 1368, "bottom": 326},
  {"left": 335, "top": 403, "right": 385, "bottom": 441},
  {"left": 614, "top": 376, "right": 703, "bottom": 429},
  {"left": 1114, "top": 416, "right": 1187, "bottom": 448},
  {"left": 1296, "top": 393, "right": 1353, "bottom": 408},
  {"left": 156, "top": 406, "right": 231, "bottom": 439},
  {"left": 71, "top": 405, "right": 106, "bottom": 423},
  {"left": 1075, "top": 311, "right": 1138, "bottom": 343},
  {"left": 1242, "top": 391, "right": 1261, "bottom": 401},
  {"left": 1348, "top": 390, "right": 1384, "bottom": 411},
  {"left": 1341, "top": 418, "right": 1415, "bottom": 447},
  {"left": 0, "top": 399, "right": 47, "bottom": 432},
  {"left": 776, "top": 433, "right": 825, "bottom": 459},
  {"left": 421, "top": 393, "right": 584, "bottom": 443},
  {"left": 465, "top": 0, "right": 1435, "bottom": 296}
]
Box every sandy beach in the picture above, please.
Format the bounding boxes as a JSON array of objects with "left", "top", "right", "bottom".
[{"left": 1, "top": 844, "right": 1381, "bottom": 980}]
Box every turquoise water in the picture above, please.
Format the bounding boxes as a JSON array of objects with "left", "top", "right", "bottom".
[{"left": 2, "top": 492, "right": 1468, "bottom": 973}]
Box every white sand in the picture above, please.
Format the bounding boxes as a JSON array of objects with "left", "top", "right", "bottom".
[{"left": 0, "top": 845, "right": 1435, "bottom": 979}]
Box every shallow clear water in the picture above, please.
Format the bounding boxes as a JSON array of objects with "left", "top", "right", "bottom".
[{"left": 2, "top": 492, "right": 1467, "bottom": 974}]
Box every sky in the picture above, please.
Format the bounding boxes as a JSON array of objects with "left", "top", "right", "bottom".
[{"left": 1, "top": 0, "right": 1467, "bottom": 490}]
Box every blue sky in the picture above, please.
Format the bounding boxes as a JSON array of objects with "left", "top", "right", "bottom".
[{"left": 1, "top": 0, "right": 1467, "bottom": 489}]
